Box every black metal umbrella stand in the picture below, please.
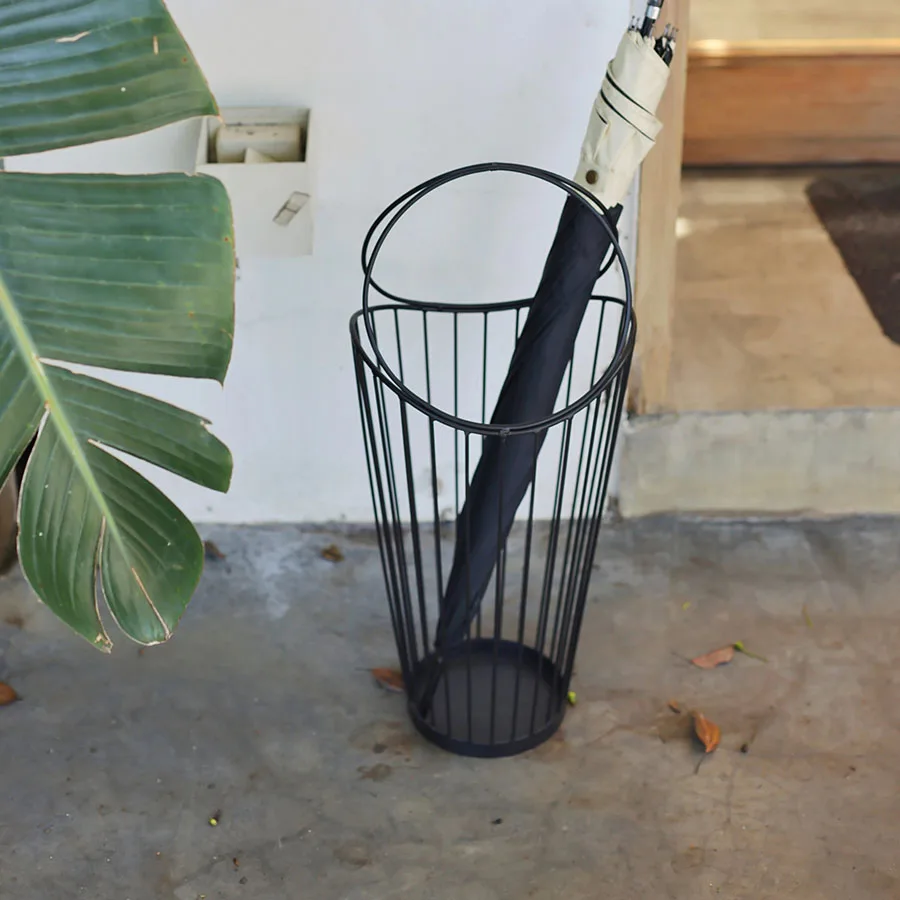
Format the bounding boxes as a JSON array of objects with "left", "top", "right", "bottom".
[{"left": 350, "top": 163, "right": 635, "bottom": 758}]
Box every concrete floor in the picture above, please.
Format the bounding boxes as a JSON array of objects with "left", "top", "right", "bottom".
[
  {"left": 1, "top": 518, "right": 899, "bottom": 899},
  {"left": 669, "top": 171, "right": 900, "bottom": 413}
]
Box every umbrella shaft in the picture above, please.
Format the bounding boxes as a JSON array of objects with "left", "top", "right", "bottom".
[{"left": 640, "top": 0, "right": 665, "bottom": 37}]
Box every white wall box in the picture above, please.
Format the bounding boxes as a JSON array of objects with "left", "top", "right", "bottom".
[{"left": 195, "top": 107, "right": 312, "bottom": 259}]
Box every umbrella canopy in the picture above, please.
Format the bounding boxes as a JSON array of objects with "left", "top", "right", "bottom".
[{"left": 428, "top": 4, "right": 677, "bottom": 675}]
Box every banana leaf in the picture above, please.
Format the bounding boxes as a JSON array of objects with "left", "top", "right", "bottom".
[{"left": 0, "top": 0, "right": 235, "bottom": 649}]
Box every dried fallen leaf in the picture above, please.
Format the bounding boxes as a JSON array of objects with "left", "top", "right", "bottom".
[
  {"left": 0, "top": 681, "right": 19, "bottom": 706},
  {"left": 321, "top": 544, "right": 345, "bottom": 563},
  {"left": 203, "top": 540, "right": 226, "bottom": 561},
  {"left": 691, "top": 645, "right": 735, "bottom": 669},
  {"left": 692, "top": 711, "right": 721, "bottom": 754},
  {"left": 371, "top": 667, "right": 404, "bottom": 693},
  {"left": 359, "top": 762, "right": 392, "bottom": 782},
  {"left": 668, "top": 699, "right": 682, "bottom": 714}
]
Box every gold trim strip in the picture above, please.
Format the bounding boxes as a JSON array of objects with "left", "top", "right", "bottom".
[{"left": 690, "top": 38, "right": 900, "bottom": 60}]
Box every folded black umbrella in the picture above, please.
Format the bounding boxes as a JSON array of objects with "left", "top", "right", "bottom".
[
  {"left": 427, "top": 3, "right": 676, "bottom": 676},
  {"left": 432, "top": 200, "right": 622, "bottom": 653}
]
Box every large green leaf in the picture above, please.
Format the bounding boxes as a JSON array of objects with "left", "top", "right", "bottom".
[
  {"left": 0, "top": 172, "right": 235, "bottom": 648},
  {"left": 0, "top": 0, "right": 235, "bottom": 649},
  {"left": 0, "top": 0, "right": 217, "bottom": 157}
]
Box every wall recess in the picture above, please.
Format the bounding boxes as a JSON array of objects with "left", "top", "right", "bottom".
[{"left": 195, "top": 107, "right": 312, "bottom": 259}]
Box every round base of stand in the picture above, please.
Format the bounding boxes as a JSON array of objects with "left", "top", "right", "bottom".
[{"left": 408, "top": 639, "right": 567, "bottom": 759}]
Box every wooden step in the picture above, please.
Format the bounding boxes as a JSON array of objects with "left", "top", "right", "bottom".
[{"left": 684, "top": 39, "right": 900, "bottom": 166}]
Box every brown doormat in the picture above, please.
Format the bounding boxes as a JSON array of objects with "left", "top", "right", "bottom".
[{"left": 806, "top": 170, "right": 900, "bottom": 344}]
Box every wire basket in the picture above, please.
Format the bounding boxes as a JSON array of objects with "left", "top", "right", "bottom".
[{"left": 350, "top": 163, "right": 634, "bottom": 758}]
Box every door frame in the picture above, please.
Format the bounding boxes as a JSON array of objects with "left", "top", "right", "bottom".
[{"left": 631, "top": 0, "right": 690, "bottom": 414}]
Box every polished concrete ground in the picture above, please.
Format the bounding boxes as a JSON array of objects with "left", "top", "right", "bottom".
[
  {"left": 668, "top": 170, "right": 900, "bottom": 412},
  {"left": 1, "top": 519, "right": 899, "bottom": 899}
]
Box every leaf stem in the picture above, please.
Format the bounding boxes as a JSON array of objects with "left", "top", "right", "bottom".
[
  {"left": 733, "top": 640, "right": 768, "bottom": 663},
  {"left": 0, "top": 271, "right": 121, "bottom": 546}
]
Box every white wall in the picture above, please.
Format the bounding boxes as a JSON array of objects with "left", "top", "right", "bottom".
[{"left": 10, "top": 0, "right": 635, "bottom": 523}]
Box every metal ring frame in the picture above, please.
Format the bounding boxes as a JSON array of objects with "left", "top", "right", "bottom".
[{"left": 354, "top": 162, "right": 635, "bottom": 437}]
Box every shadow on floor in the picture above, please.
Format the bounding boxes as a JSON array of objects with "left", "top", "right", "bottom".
[{"left": 807, "top": 169, "right": 900, "bottom": 345}]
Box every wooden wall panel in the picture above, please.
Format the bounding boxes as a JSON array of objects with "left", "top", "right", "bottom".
[{"left": 684, "top": 40, "right": 900, "bottom": 166}]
